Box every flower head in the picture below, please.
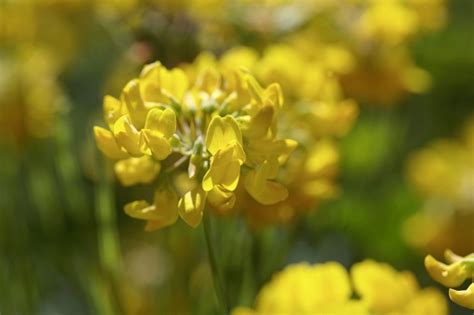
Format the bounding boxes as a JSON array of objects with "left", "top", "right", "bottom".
[{"left": 94, "top": 60, "right": 296, "bottom": 230}]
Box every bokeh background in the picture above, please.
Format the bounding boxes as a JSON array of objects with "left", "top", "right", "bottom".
[{"left": 0, "top": 0, "right": 472, "bottom": 314}]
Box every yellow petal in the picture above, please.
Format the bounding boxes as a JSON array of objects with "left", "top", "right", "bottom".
[
  {"left": 121, "top": 79, "right": 147, "bottom": 129},
  {"left": 178, "top": 188, "right": 206, "bottom": 228},
  {"left": 263, "top": 83, "right": 283, "bottom": 110},
  {"left": 123, "top": 189, "right": 179, "bottom": 231},
  {"left": 161, "top": 68, "right": 189, "bottom": 102},
  {"left": 449, "top": 283, "right": 474, "bottom": 310},
  {"left": 206, "top": 115, "right": 243, "bottom": 156},
  {"left": 93, "top": 126, "right": 128, "bottom": 159},
  {"left": 103, "top": 95, "right": 125, "bottom": 129},
  {"left": 243, "top": 105, "right": 274, "bottom": 139},
  {"left": 141, "top": 129, "right": 172, "bottom": 160},
  {"left": 196, "top": 68, "right": 220, "bottom": 94},
  {"left": 245, "top": 74, "right": 264, "bottom": 104},
  {"left": 245, "top": 161, "right": 288, "bottom": 205},
  {"left": 114, "top": 156, "right": 160, "bottom": 186},
  {"left": 139, "top": 61, "right": 163, "bottom": 102},
  {"left": 444, "top": 249, "right": 463, "bottom": 264},
  {"left": 207, "top": 186, "right": 236, "bottom": 213},
  {"left": 145, "top": 107, "right": 176, "bottom": 138},
  {"left": 246, "top": 138, "right": 297, "bottom": 166},
  {"left": 148, "top": 189, "right": 179, "bottom": 230},
  {"left": 202, "top": 142, "right": 245, "bottom": 192},
  {"left": 113, "top": 115, "right": 142, "bottom": 157},
  {"left": 424, "top": 255, "right": 468, "bottom": 288},
  {"left": 124, "top": 200, "right": 156, "bottom": 221}
]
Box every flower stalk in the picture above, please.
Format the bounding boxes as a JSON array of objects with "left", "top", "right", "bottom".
[{"left": 203, "top": 211, "right": 229, "bottom": 314}]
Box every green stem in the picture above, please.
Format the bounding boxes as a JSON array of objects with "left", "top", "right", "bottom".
[
  {"left": 203, "top": 211, "right": 229, "bottom": 314},
  {"left": 95, "top": 158, "right": 122, "bottom": 276},
  {"left": 94, "top": 156, "right": 124, "bottom": 315}
]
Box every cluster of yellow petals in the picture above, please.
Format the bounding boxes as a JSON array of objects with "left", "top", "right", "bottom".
[
  {"left": 172, "top": 0, "right": 445, "bottom": 105},
  {"left": 0, "top": 50, "right": 64, "bottom": 144},
  {"left": 94, "top": 60, "right": 296, "bottom": 230},
  {"left": 403, "top": 117, "right": 474, "bottom": 255},
  {"left": 232, "top": 260, "right": 447, "bottom": 315},
  {"left": 190, "top": 47, "right": 357, "bottom": 226},
  {"left": 350, "top": 0, "right": 446, "bottom": 46},
  {"left": 425, "top": 250, "right": 474, "bottom": 309}
]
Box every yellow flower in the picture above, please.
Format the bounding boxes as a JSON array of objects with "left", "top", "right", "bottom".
[
  {"left": 207, "top": 186, "right": 236, "bottom": 213},
  {"left": 236, "top": 262, "right": 367, "bottom": 315},
  {"left": 205, "top": 115, "right": 243, "bottom": 156},
  {"left": 352, "top": 260, "right": 419, "bottom": 313},
  {"left": 356, "top": 0, "right": 419, "bottom": 46},
  {"left": 141, "top": 107, "right": 177, "bottom": 160},
  {"left": 244, "top": 159, "right": 288, "bottom": 205},
  {"left": 124, "top": 189, "right": 179, "bottom": 231},
  {"left": 114, "top": 156, "right": 161, "bottom": 187},
  {"left": 202, "top": 141, "right": 246, "bottom": 192},
  {"left": 113, "top": 115, "right": 143, "bottom": 157},
  {"left": 404, "top": 117, "right": 474, "bottom": 255},
  {"left": 93, "top": 126, "right": 129, "bottom": 159},
  {"left": 178, "top": 187, "right": 207, "bottom": 228},
  {"left": 210, "top": 47, "right": 356, "bottom": 226},
  {"left": 232, "top": 259, "right": 447, "bottom": 315},
  {"left": 425, "top": 250, "right": 474, "bottom": 310},
  {"left": 0, "top": 50, "right": 64, "bottom": 145},
  {"left": 94, "top": 58, "right": 296, "bottom": 230}
]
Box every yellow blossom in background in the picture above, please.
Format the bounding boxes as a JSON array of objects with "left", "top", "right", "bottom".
[
  {"left": 97, "top": 0, "right": 447, "bottom": 109},
  {"left": 425, "top": 250, "right": 474, "bottom": 310},
  {"left": 232, "top": 262, "right": 368, "bottom": 315},
  {"left": 182, "top": 0, "right": 446, "bottom": 106},
  {"left": 231, "top": 260, "right": 447, "bottom": 315},
  {"left": 94, "top": 60, "right": 296, "bottom": 230},
  {"left": 404, "top": 116, "right": 474, "bottom": 256},
  {"left": 352, "top": 260, "right": 447, "bottom": 314},
  {"left": 0, "top": 50, "right": 64, "bottom": 145},
  {"left": 354, "top": 0, "right": 419, "bottom": 46}
]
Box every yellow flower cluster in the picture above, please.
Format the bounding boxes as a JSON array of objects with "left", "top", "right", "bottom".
[
  {"left": 403, "top": 117, "right": 474, "bottom": 255},
  {"left": 179, "top": 0, "right": 446, "bottom": 106},
  {"left": 94, "top": 61, "right": 296, "bottom": 230},
  {"left": 425, "top": 250, "right": 474, "bottom": 309},
  {"left": 94, "top": 0, "right": 446, "bottom": 108},
  {"left": 314, "top": 0, "right": 442, "bottom": 105},
  {"left": 185, "top": 47, "right": 357, "bottom": 226},
  {"left": 0, "top": 50, "right": 64, "bottom": 145},
  {"left": 0, "top": 0, "right": 86, "bottom": 144},
  {"left": 232, "top": 260, "right": 447, "bottom": 315}
]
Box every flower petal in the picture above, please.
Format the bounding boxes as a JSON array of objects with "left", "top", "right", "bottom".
[
  {"left": 93, "top": 126, "right": 128, "bottom": 159},
  {"left": 206, "top": 115, "right": 243, "bottom": 155}
]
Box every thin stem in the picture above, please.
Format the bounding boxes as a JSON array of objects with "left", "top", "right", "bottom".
[
  {"left": 94, "top": 156, "right": 124, "bottom": 315},
  {"left": 203, "top": 211, "right": 229, "bottom": 314}
]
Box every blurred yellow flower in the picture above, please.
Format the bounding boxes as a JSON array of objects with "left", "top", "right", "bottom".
[
  {"left": 114, "top": 156, "right": 161, "bottom": 187},
  {"left": 352, "top": 260, "right": 447, "bottom": 315},
  {"left": 0, "top": 50, "right": 64, "bottom": 145},
  {"left": 404, "top": 117, "right": 474, "bottom": 255},
  {"left": 232, "top": 260, "right": 447, "bottom": 315}
]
